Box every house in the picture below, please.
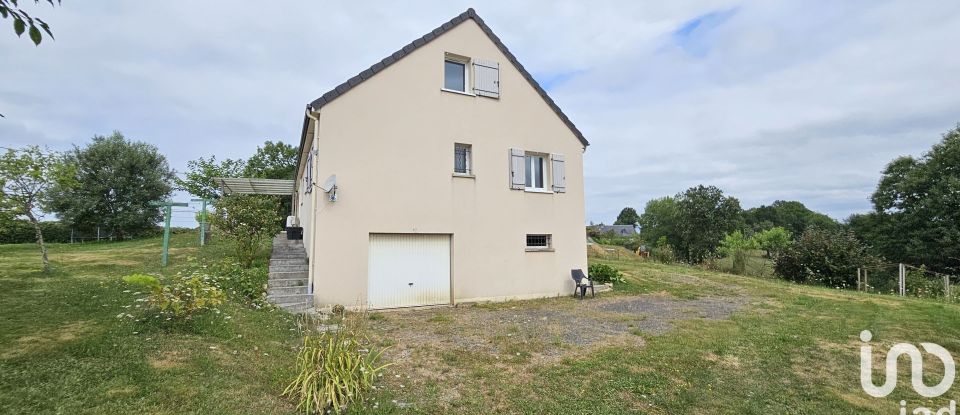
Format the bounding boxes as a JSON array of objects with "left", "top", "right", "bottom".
[
  {"left": 588, "top": 224, "right": 638, "bottom": 236},
  {"left": 290, "top": 8, "right": 589, "bottom": 310}
]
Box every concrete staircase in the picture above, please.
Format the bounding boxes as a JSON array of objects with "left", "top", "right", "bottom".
[{"left": 267, "top": 234, "right": 313, "bottom": 313}]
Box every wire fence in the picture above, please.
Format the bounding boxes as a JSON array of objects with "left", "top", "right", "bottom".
[{"left": 857, "top": 263, "right": 957, "bottom": 302}]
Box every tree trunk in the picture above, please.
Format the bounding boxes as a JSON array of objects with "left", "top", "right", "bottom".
[{"left": 26, "top": 211, "right": 50, "bottom": 273}]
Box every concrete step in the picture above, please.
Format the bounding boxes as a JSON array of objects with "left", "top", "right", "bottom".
[
  {"left": 268, "top": 278, "right": 308, "bottom": 288},
  {"left": 268, "top": 264, "right": 309, "bottom": 273},
  {"left": 268, "top": 293, "right": 313, "bottom": 303},
  {"left": 272, "top": 246, "right": 304, "bottom": 251},
  {"left": 270, "top": 258, "right": 307, "bottom": 266},
  {"left": 269, "top": 270, "right": 308, "bottom": 279},
  {"left": 270, "top": 253, "right": 306, "bottom": 259},
  {"left": 277, "top": 302, "right": 314, "bottom": 313},
  {"left": 268, "top": 285, "right": 309, "bottom": 296}
]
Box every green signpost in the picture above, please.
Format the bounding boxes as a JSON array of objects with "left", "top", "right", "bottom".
[
  {"left": 191, "top": 198, "right": 212, "bottom": 246},
  {"left": 151, "top": 200, "right": 189, "bottom": 266}
]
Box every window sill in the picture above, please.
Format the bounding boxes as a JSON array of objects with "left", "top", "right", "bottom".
[
  {"left": 524, "top": 188, "right": 553, "bottom": 194},
  {"left": 452, "top": 173, "right": 475, "bottom": 179},
  {"left": 441, "top": 88, "right": 476, "bottom": 97},
  {"left": 525, "top": 248, "right": 555, "bottom": 252}
]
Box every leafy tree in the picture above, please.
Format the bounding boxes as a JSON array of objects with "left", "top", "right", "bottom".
[
  {"left": 774, "top": 227, "right": 880, "bottom": 288},
  {"left": 244, "top": 140, "right": 299, "bottom": 180},
  {"left": 753, "top": 226, "right": 792, "bottom": 258},
  {"left": 176, "top": 140, "right": 297, "bottom": 208},
  {"left": 851, "top": 124, "right": 960, "bottom": 274},
  {"left": 673, "top": 185, "right": 743, "bottom": 263},
  {"left": 638, "top": 197, "right": 678, "bottom": 248},
  {"left": 175, "top": 155, "right": 245, "bottom": 200},
  {"left": 743, "top": 200, "right": 837, "bottom": 236},
  {"left": 48, "top": 132, "right": 174, "bottom": 238},
  {"left": 209, "top": 195, "right": 280, "bottom": 267},
  {"left": 244, "top": 140, "right": 298, "bottom": 226},
  {"left": 613, "top": 207, "right": 640, "bottom": 226},
  {"left": 717, "top": 230, "right": 757, "bottom": 275},
  {"left": 0, "top": 146, "right": 70, "bottom": 272},
  {"left": 1, "top": 0, "right": 58, "bottom": 45}
]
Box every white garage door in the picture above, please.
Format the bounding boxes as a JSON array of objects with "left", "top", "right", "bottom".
[{"left": 367, "top": 234, "right": 451, "bottom": 309}]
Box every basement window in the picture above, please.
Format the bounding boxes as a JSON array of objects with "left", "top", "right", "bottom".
[{"left": 526, "top": 234, "right": 553, "bottom": 251}]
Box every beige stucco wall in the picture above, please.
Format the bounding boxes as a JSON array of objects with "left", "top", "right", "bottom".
[{"left": 296, "top": 20, "right": 587, "bottom": 308}]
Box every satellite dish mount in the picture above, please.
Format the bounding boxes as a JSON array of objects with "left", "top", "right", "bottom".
[{"left": 318, "top": 174, "right": 337, "bottom": 202}]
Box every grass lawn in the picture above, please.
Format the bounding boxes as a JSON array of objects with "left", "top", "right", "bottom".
[
  {"left": 2, "top": 237, "right": 959, "bottom": 414},
  {"left": 0, "top": 233, "right": 303, "bottom": 414}
]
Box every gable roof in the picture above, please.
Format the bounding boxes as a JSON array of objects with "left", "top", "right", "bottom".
[{"left": 302, "top": 8, "right": 589, "bottom": 148}]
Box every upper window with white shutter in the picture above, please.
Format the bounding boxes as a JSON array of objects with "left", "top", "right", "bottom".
[
  {"left": 442, "top": 54, "right": 499, "bottom": 99},
  {"left": 443, "top": 54, "right": 469, "bottom": 93}
]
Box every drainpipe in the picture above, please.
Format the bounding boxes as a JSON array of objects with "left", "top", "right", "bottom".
[{"left": 304, "top": 108, "right": 320, "bottom": 297}]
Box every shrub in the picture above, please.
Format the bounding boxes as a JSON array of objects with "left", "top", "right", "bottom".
[
  {"left": 717, "top": 231, "right": 757, "bottom": 275},
  {"left": 904, "top": 266, "right": 946, "bottom": 299},
  {"left": 282, "top": 318, "right": 390, "bottom": 414},
  {"left": 588, "top": 263, "right": 626, "bottom": 284},
  {"left": 210, "top": 195, "right": 280, "bottom": 268},
  {"left": 753, "top": 227, "right": 792, "bottom": 258},
  {"left": 210, "top": 260, "right": 268, "bottom": 305},
  {"left": 774, "top": 227, "right": 881, "bottom": 288},
  {"left": 122, "top": 273, "right": 161, "bottom": 288},
  {"left": 124, "top": 270, "right": 226, "bottom": 319},
  {"left": 651, "top": 236, "right": 676, "bottom": 264}
]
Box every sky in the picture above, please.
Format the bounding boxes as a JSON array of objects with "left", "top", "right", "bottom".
[{"left": 2, "top": 1, "right": 959, "bottom": 226}]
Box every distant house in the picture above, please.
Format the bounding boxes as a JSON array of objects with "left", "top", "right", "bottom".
[{"left": 588, "top": 224, "right": 638, "bottom": 236}]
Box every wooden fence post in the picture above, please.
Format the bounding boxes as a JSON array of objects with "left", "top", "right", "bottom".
[{"left": 857, "top": 268, "right": 862, "bottom": 291}]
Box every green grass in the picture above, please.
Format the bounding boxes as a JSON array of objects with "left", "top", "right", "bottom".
[
  {"left": 0, "top": 234, "right": 303, "bottom": 414},
  {"left": 3, "top": 238, "right": 960, "bottom": 414},
  {"left": 355, "top": 247, "right": 960, "bottom": 414}
]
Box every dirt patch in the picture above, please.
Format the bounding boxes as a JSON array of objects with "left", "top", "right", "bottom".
[
  {"left": 704, "top": 352, "right": 742, "bottom": 369},
  {"left": 1, "top": 320, "right": 95, "bottom": 359},
  {"left": 368, "top": 291, "right": 750, "bottom": 365},
  {"left": 149, "top": 350, "right": 186, "bottom": 370}
]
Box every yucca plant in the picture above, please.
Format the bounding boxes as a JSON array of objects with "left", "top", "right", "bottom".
[{"left": 282, "top": 318, "right": 391, "bottom": 414}]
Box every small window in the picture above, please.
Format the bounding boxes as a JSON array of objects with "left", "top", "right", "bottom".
[
  {"left": 526, "top": 234, "right": 552, "bottom": 250},
  {"left": 444, "top": 60, "right": 467, "bottom": 92},
  {"left": 454, "top": 143, "right": 472, "bottom": 175},
  {"left": 524, "top": 154, "right": 546, "bottom": 190}
]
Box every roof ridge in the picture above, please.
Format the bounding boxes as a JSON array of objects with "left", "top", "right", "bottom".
[{"left": 303, "top": 8, "right": 589, "bottom": 147}]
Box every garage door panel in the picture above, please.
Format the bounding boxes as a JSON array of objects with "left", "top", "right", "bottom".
[{"left": 368, "top": 234, "right": 450, "bottom": 309}]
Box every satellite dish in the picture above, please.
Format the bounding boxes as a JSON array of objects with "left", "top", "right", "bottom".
[
  {"left": 319, "top": 174, "right": 337, "bottom": 202},
  {"left": 319, "top": 175, "right": 336, "bottom": 192}
]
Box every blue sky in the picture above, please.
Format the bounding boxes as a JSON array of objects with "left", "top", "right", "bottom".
[{"left": 2, "top": 1, "right": 959, "bottom": 226}]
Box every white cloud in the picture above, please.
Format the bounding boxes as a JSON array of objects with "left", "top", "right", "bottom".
[{"left": 1, "top": 0, "right": 958, "bottom": 224}]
